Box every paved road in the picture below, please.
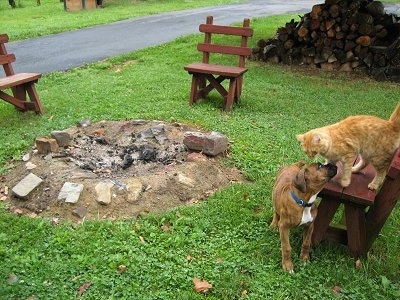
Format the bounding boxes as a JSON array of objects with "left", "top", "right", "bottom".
[{"left": 4, "top": 0, "right": 400, "bottom": 74}]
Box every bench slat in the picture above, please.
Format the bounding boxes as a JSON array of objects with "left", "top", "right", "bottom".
[
  {"left": 341, "top": 164, "right": 376, "bottom": 205},
  {"left": 184, "top": 62, "right": 247, "bottom": 77},
  {"left": 0, "top": 54, "right": 16, "bottom": 65},
  {"left": 197, "top": 43, "right": 251, "bottom": 56},
  {"left": 0, "top": 73, "right": 42, "bottom": 90},
  {"left": 199, "top": 24, "right": 253, "bottom": 37}
]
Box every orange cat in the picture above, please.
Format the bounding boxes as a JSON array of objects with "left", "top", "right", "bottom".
[{"left": 296, "top": 103, "right": 400, "bottom": 190}]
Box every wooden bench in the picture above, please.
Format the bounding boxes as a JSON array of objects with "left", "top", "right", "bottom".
[
  {"left": 0, "top": 33, "right": 44, "bottom": 114},
  {"left": 184, "top": 16, "right": 253, "bottom": 111},
  {"left": 312, "top": 148, "right": 400, "bottom": 258}
]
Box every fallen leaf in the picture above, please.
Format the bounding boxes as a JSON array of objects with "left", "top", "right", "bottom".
[
  {"left": 332, "top": 285, "right": 341, "bottom": 295},
  {"left": 355, "top": 259, "right": 362, "bottom": 269},
  {"left": 77, "top": 281, "right": 91, "bottom": 296},
  {"left": 192, "top": 277, "right": 212, "bottom": 293},
  {"left": 139, "top": 236, "right": 145, "bottom": 243},
  {"left": 117, "top": 265, "right": 127, "bottom": 274}
]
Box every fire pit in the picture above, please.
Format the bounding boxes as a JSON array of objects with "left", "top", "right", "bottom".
[{"left": 2, "top": 120, "right": 246, "bottom": 222}]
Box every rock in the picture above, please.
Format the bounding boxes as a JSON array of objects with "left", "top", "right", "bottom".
[
  {"left": 22, "top": 153, "right": 31, "bottom": 162},
  {"left": 95, "top": 181, "right": 114, "bottom": 205},
  {"left": 186, "top": 152, "right": 208, "bottom": 162},
  {"left": 12, "top": 173, "right": 43, "bottom": 199},
  {"left": 183, "top": 131, "right": 206, "bottom": 151},
  {"left": 177, "top": 173, "right": 195, "bottom": 187},
  {"left": 51, "top": 130, "right": 72, "bottom": 147},
  {"left": 35, "top": 137, "right": 59, "bottom": 154},
  {"left": 183, "top": 131, "right": 228, "bottom": 156},
  {"left": 25, "top": 162, "right": 37, "bottom": 170},
  {"left": 57, "top": 182, "right": 84, "bottom": 204},
  {"left": 72, "top": 207, "right": 87, "bottom": 218},
  {"left": 125, "top": 178, "right": 143, "bottom": 203},
  {"left": 203, "top": 131, "right": 228, "bottom": 156},
  {"left": 78, "top": 119, "right": 91, "bottom": 127}
]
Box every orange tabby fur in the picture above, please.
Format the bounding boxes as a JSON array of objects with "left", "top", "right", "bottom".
[{"left": 296, "top": 103, "right": 400, "bottom": 190}]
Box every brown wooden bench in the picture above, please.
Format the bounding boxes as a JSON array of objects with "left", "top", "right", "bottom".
[
  {"left": 184, "top": 16, "right": 253, "bottom": 111},
  {"left": 0, "top": 33, "right": 44, "bottom": 114},
  {"left": 312, "top": 148, "right": 400, "bottom": 258}
]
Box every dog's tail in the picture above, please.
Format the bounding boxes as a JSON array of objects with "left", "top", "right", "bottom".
[{"left": 389, "top": 102, "right": 400, "bottom": 130}]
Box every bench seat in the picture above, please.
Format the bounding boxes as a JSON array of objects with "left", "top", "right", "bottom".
[
  {"left": 184, "top": 63, "right": 248, "bottom": 77},
  {"left": 0, "top": 73, "right": 42, "bottom": 90}
]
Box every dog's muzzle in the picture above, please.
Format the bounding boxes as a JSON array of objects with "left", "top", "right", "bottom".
[{"left": 323, "top": 163, "right": 338, "bottom": 179}]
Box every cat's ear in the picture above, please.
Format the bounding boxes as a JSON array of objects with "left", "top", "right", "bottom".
[
  {"left": 295, "top": 134, "right": 304, "bottom": 142},
  {"left": 293, "top": 168, "right": 307, "bottom": 193},
  {"left": 312, "top": 134, "right": 321, "bottom": 144}
]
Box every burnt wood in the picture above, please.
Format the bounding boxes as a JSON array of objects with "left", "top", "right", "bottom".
[
  {"left": 312, "top": 148, "right": 400, "bottom": 258},
  {"left": 0, "top": 33, "right": 44, "bottom": 114},
  {"left": 184, "top": 16, "right": 253, "bottom": 111}
]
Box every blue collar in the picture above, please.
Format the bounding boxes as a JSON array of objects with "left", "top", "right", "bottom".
[{"left": 290, "top": 191, "right": 314, "bottom": 207}]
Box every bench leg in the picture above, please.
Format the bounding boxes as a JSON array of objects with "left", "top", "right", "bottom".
[
  {"left": 312, "top": 196, "right": 341, "bottom": 246},
  {"left": 25, "top": 83, "right": 44, "bottom": 114},
  {"left": 1, "top": 83, "right": 44, "bottom": 114},
  {"left": 365, "top": 176, "right": 400, "bottom": 252},
  {"left": 225, "top": 78, "right": 237, "bottom": 111},
  {"left": 344, "top": 202, "right": 367, "bottom": 258}
]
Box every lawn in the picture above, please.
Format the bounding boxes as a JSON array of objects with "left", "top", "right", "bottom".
[{"left": 1, "top": 1, "right": 400, "bottom": 299}]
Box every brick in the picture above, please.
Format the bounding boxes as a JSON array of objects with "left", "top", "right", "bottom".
[{"left": 35, "top": 137, "right": 59, "bottom": 154}]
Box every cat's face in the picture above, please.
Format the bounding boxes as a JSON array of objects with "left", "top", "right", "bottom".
[{"left": 296, "top": 131, "right": 329, "bottom": 158}]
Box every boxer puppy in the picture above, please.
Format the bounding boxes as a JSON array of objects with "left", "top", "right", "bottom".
[{"left": 270, "top": 161, "right": 337, "bottom": 273}]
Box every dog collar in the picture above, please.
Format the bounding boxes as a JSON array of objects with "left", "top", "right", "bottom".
[{"left": 290, "top": 191, "right": 314, "bottom": 207}]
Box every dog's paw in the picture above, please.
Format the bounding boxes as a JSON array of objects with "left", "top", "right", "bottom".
[
  {"left": 299, "top": 252, "right": 310, "bottom": 262},
  {"left": 269, "top": 221, "right": 278, "bottom": 230},
  {"left": 282, "top": 261, "right": 294, "bottom": 274}
]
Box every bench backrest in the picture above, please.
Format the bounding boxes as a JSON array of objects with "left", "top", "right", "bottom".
[
  {"left": 0, "top": 34, "right": 15, "bottom": 76},
  {"left": 198, "top": 16, "right": 253, "bottom": 67}
]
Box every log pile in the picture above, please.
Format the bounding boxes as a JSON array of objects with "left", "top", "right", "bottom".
[{"left": 252, "top": 0, "right": 400, "bottom": 82}]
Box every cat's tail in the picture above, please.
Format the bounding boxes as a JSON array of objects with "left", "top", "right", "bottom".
[{"left": 389, "top": 103, "right": 400, "bottom": 130}]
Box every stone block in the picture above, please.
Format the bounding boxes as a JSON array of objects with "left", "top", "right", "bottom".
[
  {"left": 12, "top": 173, "right": 43, "bottom": 199},
  {"left": 183, "top": 131, "right": 228, "bottom": 156},
  {"left": 51, "top": 130, "right": 72, "bottom": 147},
  {"left": 35, "top": 137, "right": 59, "bottom": 154}
]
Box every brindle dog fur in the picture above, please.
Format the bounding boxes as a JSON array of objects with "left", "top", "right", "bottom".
[{"left": 270, "top": 161, "right": 337, "bottom": 273}]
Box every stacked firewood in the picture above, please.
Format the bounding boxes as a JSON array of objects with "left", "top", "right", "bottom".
[{"left": 252, "top": 0, "right": 400, "bottom": 82}]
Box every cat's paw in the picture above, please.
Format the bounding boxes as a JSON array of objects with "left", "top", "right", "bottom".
[
  {"left": 368, "top": 182, "right": 378, "bottom": 190},
  {"left": 341, "top": 178, "right": 351, "bottom": 187}
]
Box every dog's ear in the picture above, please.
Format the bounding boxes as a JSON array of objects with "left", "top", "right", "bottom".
[{"left": 293, "top": 168, "right": 308, "bottom": 193}]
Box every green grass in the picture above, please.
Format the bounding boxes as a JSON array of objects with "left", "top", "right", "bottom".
[
  {"left": 1, "top": 2, "right": 400, "bottom": 299},
  {"left": 0, "top": 0, "right": 244, "bottom": 41}
]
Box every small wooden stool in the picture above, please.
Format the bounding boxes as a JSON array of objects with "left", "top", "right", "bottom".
[{"left": 312, "top": 148, "right": 400, "bottom": 258}]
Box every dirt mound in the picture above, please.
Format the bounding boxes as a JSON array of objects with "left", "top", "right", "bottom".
[{"left": 1, "top": 120, "right": 246, "bottom": 222}]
